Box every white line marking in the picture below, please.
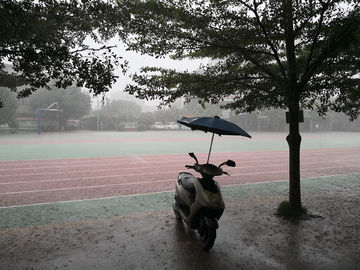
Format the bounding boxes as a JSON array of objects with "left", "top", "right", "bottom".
[{"left": 0, "top": 179, "right": 174, "bottom": 195}]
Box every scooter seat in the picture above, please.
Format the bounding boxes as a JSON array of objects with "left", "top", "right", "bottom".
[{"left": 178, "top": 172, "right": 196, "bottom": 194}]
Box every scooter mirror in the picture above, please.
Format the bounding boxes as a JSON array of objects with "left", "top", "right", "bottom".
[
  {"left": 188, "top": 152, "right": 199, "bottom": 164},
  {"left": 219, "top": 159, "right": 236, "bottom": 168},
  {"left": 226, "top": 160, "right": 236, "bottom": 167}
]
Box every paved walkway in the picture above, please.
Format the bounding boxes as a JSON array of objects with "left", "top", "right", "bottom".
[{"left": 0, "top": 174, "right": 359, "bottom": 270}]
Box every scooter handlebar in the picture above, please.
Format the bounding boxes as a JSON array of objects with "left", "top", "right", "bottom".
[{"left": 185, "top": 164, "right": 231, "bottom": 176}]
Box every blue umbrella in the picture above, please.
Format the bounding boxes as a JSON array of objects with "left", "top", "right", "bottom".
[{"left": 177, "top": 116, "right": 251, "bottom": 163}]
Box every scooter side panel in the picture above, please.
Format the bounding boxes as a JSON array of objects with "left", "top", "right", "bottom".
[
  {"left": 174, "top": 177, "right": 225, "bottom": 230},
  {"left": 175, "top": 181, "right": 195, "bottom": 207},
  {"left": 184, "top": 179, "right": 225, "bottom": 229}
]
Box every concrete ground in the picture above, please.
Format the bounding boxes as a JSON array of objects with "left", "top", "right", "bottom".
[{"left": 0, "top": 175, "right": 359, "bottom": 270}]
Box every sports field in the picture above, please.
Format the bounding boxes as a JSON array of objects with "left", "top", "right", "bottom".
[
  {"left": 1, "top": 130, "right": 359, "bottom": 160},
  {"left": 1, "top": 130, "right": 360, "bottom": 228}
]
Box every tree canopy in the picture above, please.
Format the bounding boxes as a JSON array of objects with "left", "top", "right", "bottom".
[
  {"left": 0, "top": 87, "right": 18, "bottom": 128},
  {"left": 0, "top": 0, "right": 126, "bottom": 107},
  {"left": 118, "top": 0, "right": 360, "bottom": 119},
  {"left": 117, "top": 0, "right": 360, "bottom": 213},
  {"left": 181, "top": 99, "right": 223, "bottom": 117}
]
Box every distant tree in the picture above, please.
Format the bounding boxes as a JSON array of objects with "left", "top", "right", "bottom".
[
  {"left": 230, "top": 112, "right": 257, "bottom": 131},
  {"left": 118, "top": 0, "right": 360, "bottom": 214},
  {"left": 101, "top": 100, "right": 142, "bottom": 120},
  {"left": 0, "top": 65, "right": 23, "bottom": 108},
  {"left": 28, "top": 86, "right": 91, "bottom": 128},
  {"left": 137, "top": 111, "right": 155, "bottom": 126},
  {"left": 0, "top": 0, "right": 126, "bottom": 107},
  {"left": 180, "top": 99, "right": 199, "bottom": 117},
  {"left": 0, "top": 87, "right": 18, "bottom": 129},
  {"left": 261, "top": 109, "right": 286, "bottom": 131},
  {"left": 154, "top": 107, "right": 179, "bottom": 122},
  {"left": 99, "top": 113, "right": 118, "bottom": 130},
  {"left": 330, "top": 112, "right": 357, "bottom": 131},
  {"left": 181, "top": 99, "right": 223, "bottom": 117},
  {"left": 192, "top": 103, "right": 223, "bottom": 118}
]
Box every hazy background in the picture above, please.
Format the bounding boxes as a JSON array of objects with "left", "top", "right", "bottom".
[{"left": 89, "top": 39, "right": 205, "bottom": 109}]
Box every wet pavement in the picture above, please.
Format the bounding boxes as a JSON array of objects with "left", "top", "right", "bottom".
[{"left": 1, "top": 175, "right": 359, "bottom": 270}]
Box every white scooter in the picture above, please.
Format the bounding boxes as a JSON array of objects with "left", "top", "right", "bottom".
[{"left": 173, "top": 152, "right": 235, "bottom": 251}]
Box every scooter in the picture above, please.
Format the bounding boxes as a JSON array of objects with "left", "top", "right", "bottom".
[{"left": 173, "top": 152, "right": 236, "bottom": 251}]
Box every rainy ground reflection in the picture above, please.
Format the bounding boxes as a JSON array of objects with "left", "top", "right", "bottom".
[{"left": 0, "top": 186, "right": 359, "bottom": 270}]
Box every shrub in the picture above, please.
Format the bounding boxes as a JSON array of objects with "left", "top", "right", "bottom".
[
  {"left": 9, "top": 119, "right": 19, "bottom": 133},
  {"left": 116, "top": 123, "right": 125, "bottom": 132},
  {"left": 137, "top": 123, "right": 147, "bottom": 131}
]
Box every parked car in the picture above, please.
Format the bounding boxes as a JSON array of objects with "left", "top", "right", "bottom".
[
  {"left": 149, "top": 122, "right": 164, "bottom": 129},
  {"left": 65, "top": 119, "right": 81, "bottom": 130},
  {"left": 164, "top": 122, "right": 179, "bottom": 130}
]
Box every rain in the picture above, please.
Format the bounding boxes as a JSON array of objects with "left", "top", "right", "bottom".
[{"left": 1, "top": 1, "right": 360, "bottom": 269}]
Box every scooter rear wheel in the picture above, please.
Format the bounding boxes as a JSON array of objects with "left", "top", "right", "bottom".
[{"left": 200, "top": 226, "right": 216, "bottom": 251}]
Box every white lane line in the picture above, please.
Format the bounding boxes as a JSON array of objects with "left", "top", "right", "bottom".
[
  {"left": 0, "top": 179, "right": 175, "bottom": 195},
  {"left": 2, "top": 164, "right": 360, "bottom": 194},
  {"left": 0, "top": 189, "right": 175, "bottom": 209}
]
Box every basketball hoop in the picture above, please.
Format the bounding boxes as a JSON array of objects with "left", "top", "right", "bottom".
[{"left": 37, "top": 102, "right": 62, "bottom": 135}]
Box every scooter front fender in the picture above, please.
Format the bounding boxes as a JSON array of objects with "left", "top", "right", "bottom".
[{"left": 202, "top": 216, "right": 219, "bottom": 229}]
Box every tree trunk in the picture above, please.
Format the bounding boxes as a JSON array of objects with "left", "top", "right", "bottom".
[
  {"left": 286, "top": 105, "right": 302, "bottom": 211},
  {"left": 282, "top": 0, "right": 302, "bottom": 212}
]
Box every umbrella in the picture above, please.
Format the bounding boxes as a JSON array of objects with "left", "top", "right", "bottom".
[{"left": 177, "top": 116, "right": 251, "bottom": 163}]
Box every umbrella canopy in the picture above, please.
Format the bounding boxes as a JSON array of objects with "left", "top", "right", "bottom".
[
  {"left": 177, "top": 116, "right": 251, "bottom": 163},
  {"left": 178, "top": 116, "right": 251, "bottom": 138}
]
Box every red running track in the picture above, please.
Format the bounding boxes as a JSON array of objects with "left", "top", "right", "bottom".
[{"left": 1, "top": 147, "right": 360, "bottom": 207}]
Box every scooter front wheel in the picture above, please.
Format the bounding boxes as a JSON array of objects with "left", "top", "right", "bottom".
[
  {"left": 174, "top": 210, "right": 182, "bottom": 221},
  {"left": 200, "top": 226, "right": 216, "bottom": 251}
]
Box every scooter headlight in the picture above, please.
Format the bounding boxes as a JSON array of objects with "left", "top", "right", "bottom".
[{"left": 204, "top": 190, "right": 221, "bottom": 203}]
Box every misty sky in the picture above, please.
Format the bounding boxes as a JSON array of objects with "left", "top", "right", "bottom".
[{"left": 90, "top": 39, "right": 205, "bottom": 108}]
